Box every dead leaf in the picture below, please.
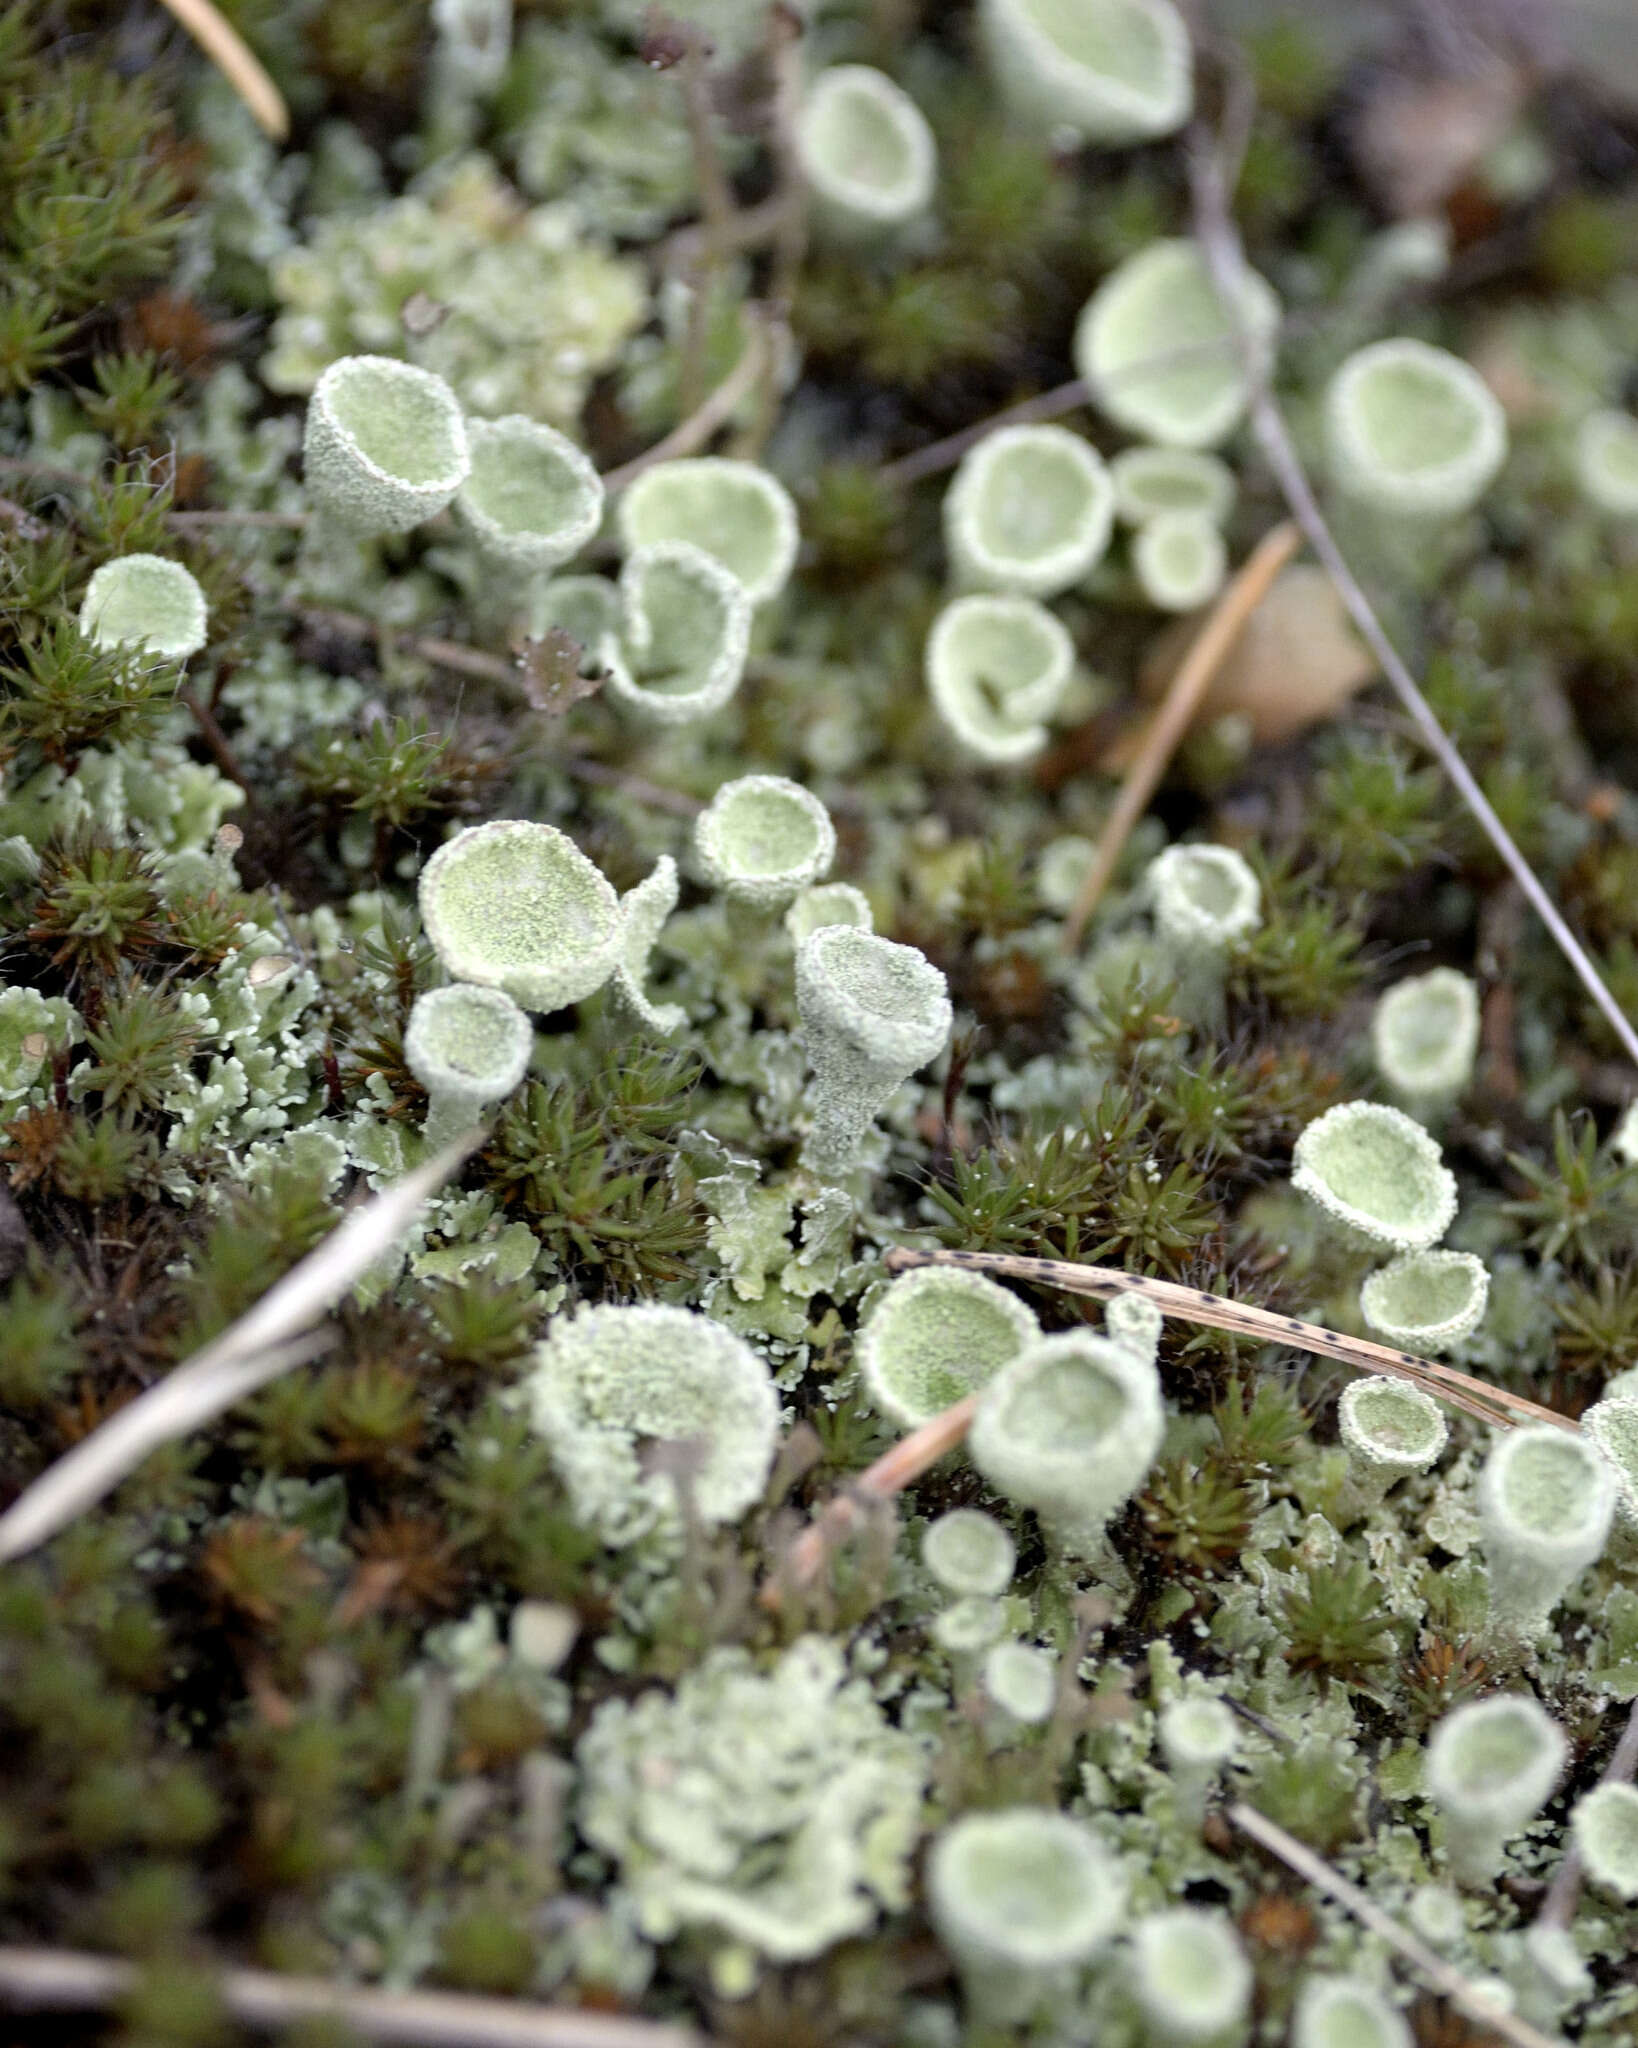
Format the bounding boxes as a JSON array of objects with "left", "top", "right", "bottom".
[{"left": 511, "top": 626, "right": 603, "bottom": 717}]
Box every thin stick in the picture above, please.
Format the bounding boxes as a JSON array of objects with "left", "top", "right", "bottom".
[
  {"left": 0, "top": 1946, "right": 701, "bottom": 2048},
  {"left": 602, "top": 315, "right": 769, "bottom": 497},
  {"left": 881, "top": 379, "right": 1091, "bottom": 489},
  {"left": 154, "top": 0, "right": 288, "bottom": 140},
  {"left": 1535, "top": 1692, "right": 1638, "bottom": 1930},
  {"left": 1227, "top": 1803, "right": 1564, "bottom": 2048},
  {"left": 883, "top": 1247, "right": 1576, "bottom": 1434},
  {"left": 1060, "top": 519, "right": 1302, "bottom": 954},
  {"left": 1186, "top": 128, "right": 1638, "bottom": 1074},
  {"left": 0, "top": 1140, "right": 477, "bottom": 1563},
  {"left": 168, "top": 508, "right": 308, "bottom": 530}
]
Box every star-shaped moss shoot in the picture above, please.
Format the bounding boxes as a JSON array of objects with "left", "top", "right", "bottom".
[
  {"left": 418, "top": 818, "right": 622, "bottom": 1014},
  {"left": 78, "top": 555, "right": 208, "bottom": 661},
  {"left": 600, "top": 540, "right": 753, "bottom": 724},
  {"left": 925, "top": 594, "right": 1075, "bottom": 766},
  {"left": 403, "top": 981, "right": 533, "bottom": 1149},
  {"left": 1075, "top": 239, "right": 1280, "bottom": 450},
  {"left": 1426, "top": 1694, "right": 1567, "bottom": 1885},
  {"left": 455, "top": 413, "right": 603, "bottom": 572},
  {"left": 928, "top": 1807, "right": 1125, "bottom": 2029},
  {"left": 858, "top": 1265, "right": 1039, "bottom": 1428},
  {"left": 796, "top": 65, "right": 938, "bottom": 246},
  {"left": 617, "top": 459, "right": 799, "bottom": 607},
  {"left": 526, "top": 1303, "right": 778, "bottom": 1547},
  {"left": 302, "top": 354, "right": 470, "bottom": 535},
  {"left": 1289, "top": 1101, "right": 1458, "bottom": 1252},
  {"left": 943, "top": 424, "right": 1115, "bottom": 598},
  {"left": 794, "top": 925, "right": 951, "bottom": 1181},
  {"left": 968, "top": 1329, "right": 1162, "bottom": 1558},
  {"left": 1324, "top": 339, "right": 1507, "bottom": 520},
  {"left": 1476, "top": 1426, "right": 1616, "bottom": 1647},
  {"left": 978, "top": 0, "right": 1192, "bottom": 146}
]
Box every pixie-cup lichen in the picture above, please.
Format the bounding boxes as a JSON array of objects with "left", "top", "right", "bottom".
[
  {"left": 942, "top": 423, "right": 1115, "bottom": 598},
  {"left": 78, "top": 555, "right": 209, "bottom": 662},
  {"left": 302, "top": 353, "right": 471, "bottom": 534},
  {"left": 1426, "top": 1695, "right": 1568, "bottom": 1886},
  {"left": 403, "top": 981, "right": 533, "bottom": 1150},
  {"left": 795, "top": 65, "right": 938, "bottom": 247},
  {"left": 858, "top": 1264, "right": 1039, "bottom": 1427},
  {"left": 978, "top": 0, "right": 1193, "bottom": 146},
  {"left": 925, "top": 593, "right": 1075, "bottom": 766}
]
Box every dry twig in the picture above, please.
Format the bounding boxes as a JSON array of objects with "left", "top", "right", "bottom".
[
  {"left": 1228, "top": 1803, "right": 1563, "bottom": 2048},
  {"left": 1060, "top": 519, "right": 1302, "bottom": 952},
  {"left": 1186, "top": 124, "right": 1638, "bottom": 1073},
  {"left": 0, "top": 1946, "right": 702, "bottom": 2048},
  {"left": 154, "top": 0, "right": 288, "bottom": 140},
  {"left": 602, "top": 313, "right": 770, "bottom": 496}
]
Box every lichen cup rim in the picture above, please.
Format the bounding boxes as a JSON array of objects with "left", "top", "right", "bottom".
[{"left": 1289, "top": 1099, "right": 1458, "bottom": 1250}]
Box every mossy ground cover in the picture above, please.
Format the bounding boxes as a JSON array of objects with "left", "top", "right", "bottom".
[{"left": 2, "top": 2, "right": 1638, "bottom": 2043}]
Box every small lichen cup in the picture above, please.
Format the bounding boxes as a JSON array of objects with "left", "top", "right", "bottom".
[
  {"left": 1574, "top": 409, "right": 1638, "bottom": 517},
  {"left": 1358, "top": 1249, "right": 1489, "bottom": 1354},
  {"left": 1570, "top": 1782, "right": 1638, "bottom": 1902},
  {"left": 1323, "top": 338, "right": 1507, "bottom": 521},
  {"left": 1370, "top": 967, "right": 1481, "bottom": 1109},
  {"left": 616, "top": 459, "right": 799, "bottom": 608},
  {"left": 610, "top": 855, "right": 685, "bottom": 1036},
  {"left": 858, "top": 1265, "right": 1039, "bottom": 1429},
  {"left": 928, "top": 1806, "right": 1125, "bottom": 2027},
  {"left": 78, "top": 555, "right": 209, "bottom": 661},
  {"left": 302, "top": 354, "right": 470, "bottom": 535},
  {"left": 795, "top": 65, "right": 938, "bottom": 247},
  {"left": 1425, "top": 1694, "right": 1567, "bottom": 1886},
  {"left": 1147, "top": 842, "right": 1260, "bottom": 1021},
  {"left": 794, "top": 925, "right": 952, "bottom": 1181},
  {"left": 942, "top": 424, "right": 1114, "bottom": 598},
  {"left": 925, "top": 593, "right": 1075, "bottom": 765},
  {"left": 1580, "top": 1392, "right": 1638, "bottom": 1537},
  {"left": 784, "top": 882, "right": 873, "bottom": 946},
  {"left": 1157, "top": 1697, "right": 1239, "bottom": 1826},
  {"left": 1133, "top": 510, "right": 1227, "bottom": 612},
  {"left": 968, "top": 1329, "right": 1162, "bottom": 1559},
  {"left": 1111, "top": 446, "right": 1236, "bottom": 528},
  {"left": 455, "top": 414, "right": 603, "bottom": 572},
  {"left": 1476, "top": 1425, "right": 1616, "bottom": 1646},
  {"left": 924, "top": 1508, "right": 1018, "bottom": 1599},
  {"left": 1075, "top": 239, "right": 1280, "bottom": 450},
  {"left": 1129, "top": 1906, "right": 1252, "bottom": 2046},
  {"left": 978, "top": 0, "right": 1193, "bottom": 146},
  {"left": 1290, "top": 1100, "right": 1458, "bottom": 1253},
  {"left": 1336, "top": 1375, "right": 1449, "bottom": 1511},
  {"left": 1291, "top": 1977, "right": 1411, "bottom": 2048},
  {"left": 403, "top": 982, "right": 533, "bottom": 1150},
  {"left": 418, "top": 818, "right": 623, "bottom": 1014},
  {"left": 694, "top": 774, "right": 837, "bottom": 920},
  {"left": 601, "top": 540, "right": 754, "bottom": 725}
]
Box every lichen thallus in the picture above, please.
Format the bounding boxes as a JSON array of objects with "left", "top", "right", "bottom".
[{"left": 765, "top": 1245, "right": 1573, "bottom": 1604}]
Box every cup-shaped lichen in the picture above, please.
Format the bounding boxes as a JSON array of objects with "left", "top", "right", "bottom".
[
  {"left": 1426, "top": 1695, "right": 1567, "bottom": 1886},
  {"left": 526, "top": 1303, "right": 779, "bottom": 1547},
  {"left": 968, "top": 1329, "right": 1162, "bottom": 1557},
  {"left": 302, "top": 354, "right": 470, "bottom": 534},
  {"left": 78, "top": 554, "right": 209, "bottom": 661},
  {"left": 1476, "top": 1426, "right": 1616, "bottom": 1643},
  {"left": 1129, "top": 1907, "right": 1252, "bottom": 2045},
  {"left": 982, "top": 1642, "right": 1056, "bottom": 1725},
  {"left": 1133, "top": 510, "right": 1227, "bottom": 611},
  {"left": 695, "top": 774, "right": 837, "bottom": 913},
  {"left": 418, "top": 818, "right": 622, "bottom": 1013},
  {"left": 928, "top": 1807, "right": 1125, "bottom": 2026},
  {"left": 1571, "top": 1782, "right": 1638, "bottom": 1902},
  {"left": 924, "top": 1507, "right": 1018, "bottom": 1598},
  {"left": 1323, "top": 339, "right": 1507, "bottom": 520},
  {"left": 978, "top": 0, "right": 1192, "bottom": 145},
  {"left": 601, "top": 540, "right": 754, "bottom": 724},
  {"left": 1148, "top": 843, "right": 1261, "bottom": 951},
  {"left": 784, "top": 882, "right": 874, "bottom": 945},
  {"left": 527, "top": 572, "right": 622, "bottom": 653},
  {"left": 794, "top": 925, "right": 952, "bottom": 1180},
  {"left": 1111, "top": 446, "right": 1236, "bottom": 527},
  {"left": 796, "top": 65, "right": 937, "bottom": 244},
  {"left": 1105, "top": 1291, "right": 1162, "bottom": 1368},
  {"left": 456, "top": 413, "right": 603, "bottom": 571},
  {"left": 859, "top": 1266, "right": 1039, "bottom": 1429},
  {"left": 403, "top": 981, "right": 533, "bottom": 1150},
  {"left": 610, "top": 855, "right": 685, "bottom": 1036},
  {"left": 1581, "top": 1393, "right": 1638, "bottom": 1533},
  {"left": 943, "top": 425, "right": 1114, "bottom": 598},
  {"left": 616, "top": 459, "right": 799, "bottom": 607},
  {"left": 1157, "top": 1698, "right": 1238, "bottom": 1825},
  {"left": 1574, "top": 409, "right": 1638, "bottom": 517},
  {"left": 1359, "top": 1250, "right": 1489, "bottom": 1354},
  {"left": 925, "top": 593, "right": 1075, "bottom": 765},
  {"left": 1075, "top": 239, "right": 1280, "bottom": 449},
  {"left": 1290, "top": 1101, "right": 1458, "bottom": 1252},
  {"left": 1370, "top": 967, "right": 1481, "bottom": 1105},
  {"left": 1291, "top": 1977, "right": 1411, "bottom": 2048},
  {"left": 1336, "top": 1375, "right": 1449, "bottom": 1510}
]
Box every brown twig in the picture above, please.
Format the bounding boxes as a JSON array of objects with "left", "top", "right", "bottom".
[
  {"left": 881, "top": 1246, "right": 1575, "bottom": 1433},
  {"left": 674, "top": 33, "right": 739, "bottom": 418},
  {"left": 1535, "top": 1693, "right": 1638, "bottom": 1931},
  {"left": 0, "top": 1946, "right": 701, "bottom": 2047},
  {"left": 1227, "top": 1803, "right": 1564, "bottom": 2048},
  {"left": 602, "top": 314, "right": 770, "bottom": 497},
  {"left": 1060, "top": 520, "right": 1303, "bottom": 953},
  {"left": 1186, "top": 123, "right": 1638, "bottom": 1074},
  {"left": 153, "top": 0, "right": 288, "bottom": 140}
]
